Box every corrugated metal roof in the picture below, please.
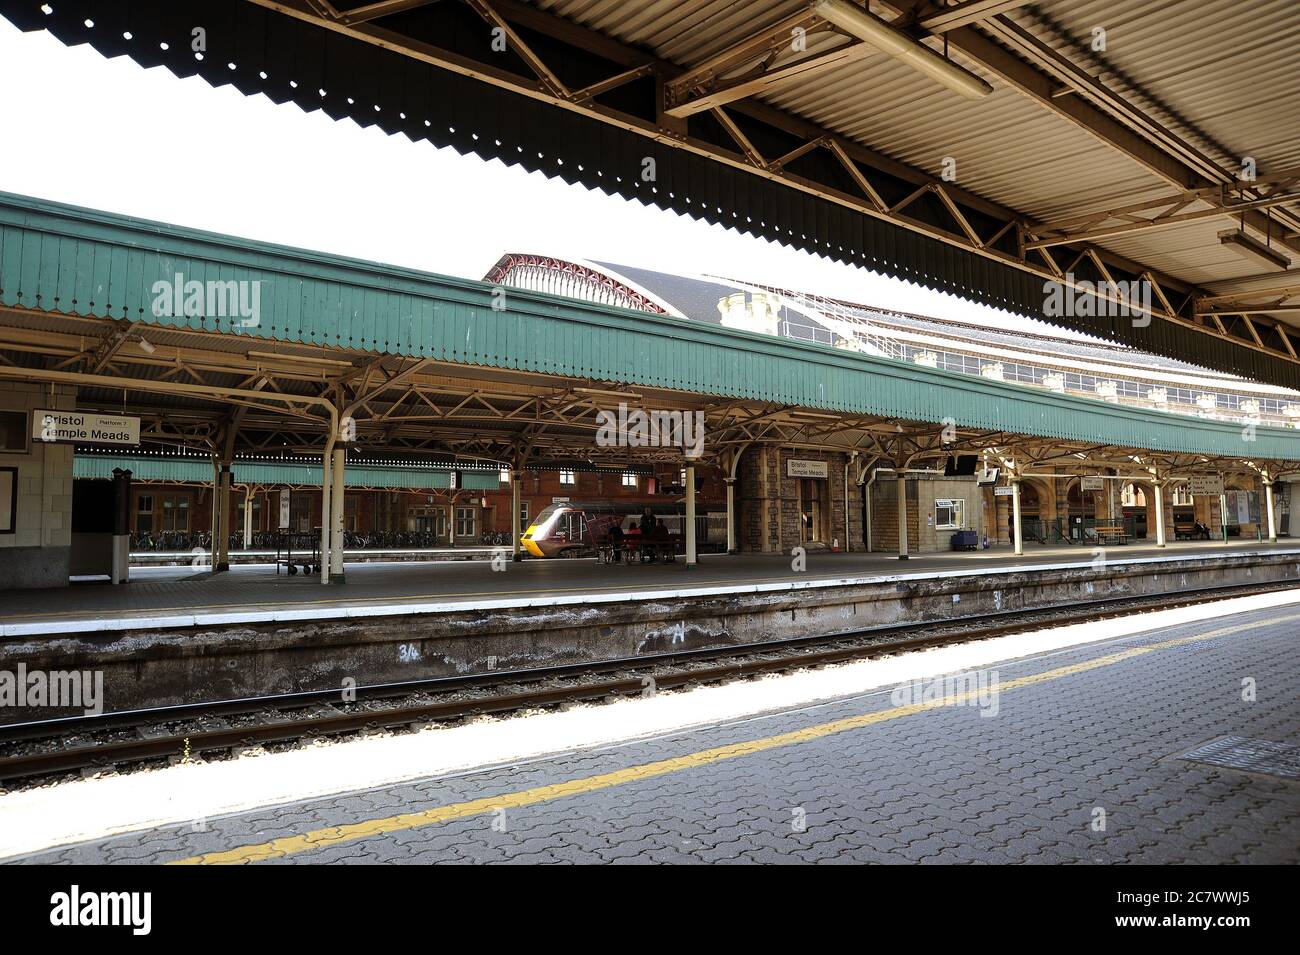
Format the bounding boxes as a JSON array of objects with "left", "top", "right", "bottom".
[
  {"left": 5, "top": 0, "right": 1297, "bottom": 385},
  {"left": 4, "top": 191, "right": 1300, "bottom": 461}
]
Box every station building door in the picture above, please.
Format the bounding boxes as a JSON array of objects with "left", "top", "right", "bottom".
[
  {"left": 797, "top": 477, "right": 829, "bottom": 544},
  {"left": 1010, "top": 482, "right": 1041, "bottom": 542},
  {"left": 409, "top": 506, "right": 447, "bottom": 538},
  {"left": 1066, "top": 481, "right": 1096, "bottom": 541},
  {"left": 1121, "top": 483, "right": 1148, "bottom": 539}
]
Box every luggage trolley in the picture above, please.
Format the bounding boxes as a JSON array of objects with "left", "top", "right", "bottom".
[{"left": 276, "top": 529, "right": 320, "bottom": 575}]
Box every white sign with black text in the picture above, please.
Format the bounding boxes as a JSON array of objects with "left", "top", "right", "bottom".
[
  {"left": 1189, "top": 475, "right": 1224, "bottom": 496},
  {"left": 33, "top": 409, "right": 140, "bottom": 447},
  {"left": 787, "top": 459, "right": 829, "bottom": 479}
]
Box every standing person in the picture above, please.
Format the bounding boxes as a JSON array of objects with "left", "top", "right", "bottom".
[{"left": 638, "top": 506, "right": 658, "bottom": 534}]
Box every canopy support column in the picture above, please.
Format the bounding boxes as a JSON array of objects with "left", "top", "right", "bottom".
[
  {"left": 1265, "top": 478, "right": 1277, "bottom": 543},
  {"left": 1153, "top": 481, "right": 1166, "bottom": 547},
  {"left": 685, "top": 463, "right": 698, "bottom": 569},
  {"left": 1011, "top": 479, "right": 1023, "bottom": 557},
  {"left": 319, "top": 450, "right": 332, "bottom": 584},
  {"left": 512, "top": 468, "right": 523, "bottom": 561},
  {"left": 330, "top": 448, "right": 346, "bottom": 580}
]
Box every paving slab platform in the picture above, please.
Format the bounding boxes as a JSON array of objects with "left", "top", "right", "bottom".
[
  {"left": 19, "top": 598, "right": 1300, "bottom": 864},
  {"left": 2, "top": 540, "right": 1298, "bottom": 723}
]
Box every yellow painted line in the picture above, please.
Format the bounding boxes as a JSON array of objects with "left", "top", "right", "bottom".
[{"left": 170, "top": 611, "right": 1296, "bottom": 865}]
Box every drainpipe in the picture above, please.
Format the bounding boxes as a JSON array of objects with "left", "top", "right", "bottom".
[
  {"left": 897, "top": 472, "right": 909, "bottom": 560},
  {"left": 726, "top": 443, "right": 750, "bottom": 555},
  {"left": 865, "top": 467, "right": 877, "bottom": 552},
  {"left": 843, "top": 451, "right": 857, "bottom": 553}
]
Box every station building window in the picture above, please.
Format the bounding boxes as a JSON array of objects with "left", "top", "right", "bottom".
[
  {"left": 935, "top": 499, "right": 964, "bottom": 530},
  {"left": 0, "top": 410, "right": 27, "bottom": 452},
  {"left": 160, "top": 494, "right": 190, "bottom": 532},
  {"left": 455, "top": 506, "right": 476, "bottom": 537},
  {"left": 1172, "top": 485, "right": 1193, "bottom": 506},
  {"left": 559, "top": 470, "right": 576, "bottom": 485},
  {"left": 499, "top": 468, "right": 510, "bottom": 483},
  {"left": 136, "top": 494, "right": 154, "bottom": 533},
  {"left": 235, "top": 496, "right": 262, "bottom": 534},
  {"left": 291, "top": 493, "right": 313, "bottom": 533},
  {"left": 622, "top": 473, "right": 637, "bottom": 488},
  {"left": 518, "top": 501, "right": 529, "bottom": 530}
]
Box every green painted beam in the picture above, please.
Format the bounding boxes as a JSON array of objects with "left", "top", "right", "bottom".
[
  {"left": 4, "top": 192, "right": 1299, "bottom": 461},
  {"left": 72, "top": 454, "right": 479, "bottom": 490}
]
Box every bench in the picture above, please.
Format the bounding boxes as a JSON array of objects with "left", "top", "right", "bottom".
[{"left": 1093, "top": 526, "right": 1129, "bottom": 545}]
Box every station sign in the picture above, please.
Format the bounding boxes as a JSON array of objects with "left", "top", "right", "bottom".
[
  {"left": 1080, "top": 476, "right": 1104, "bottom": 491},
  {"left": 993, "top": 486, "right": 1015, "bottom": 497},
  {"left": 787, "top": 459, "right": 829, "bottom": 479},
  {"left": 551, "top": 497, "right": 570, "bottom": 503},
  {"left": 33, "top": 409, "right": 139, "bottom": 447},
  {"left": 1189, "top": 475, "right": 1224, "bottom": 496}
]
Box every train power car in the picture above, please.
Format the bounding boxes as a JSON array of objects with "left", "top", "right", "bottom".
[{"left": 520, "top": 501, "right": 726, "bottom": 558}]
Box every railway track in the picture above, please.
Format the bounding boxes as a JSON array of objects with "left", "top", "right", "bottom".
[{"left": 1, "top": 579, "right": 1295, "bottom": 786}]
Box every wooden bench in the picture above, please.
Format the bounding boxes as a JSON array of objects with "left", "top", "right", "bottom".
[{"left": 1093, "top": 526, "right": 1129, "bottom": 545}]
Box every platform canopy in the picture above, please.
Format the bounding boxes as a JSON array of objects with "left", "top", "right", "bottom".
[
  {"left": 3, "top": 0, "right": 1298, "bottom": 386},
  {"left": 3, "top": 191, "right": 1300, "bottom": 486}
]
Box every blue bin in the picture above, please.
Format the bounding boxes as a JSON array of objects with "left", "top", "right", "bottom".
[{"left": 950, "top": 530, "right": 978, "bottom": 551}]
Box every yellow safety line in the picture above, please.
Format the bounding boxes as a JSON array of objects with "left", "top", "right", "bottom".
[{"left": 170, "top": 611, "right": 1295, "bottom": 864}]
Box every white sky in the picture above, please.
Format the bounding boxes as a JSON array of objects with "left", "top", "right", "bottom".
[{"left": 0, "top": 18, "right": 1061, "bottom": 336}]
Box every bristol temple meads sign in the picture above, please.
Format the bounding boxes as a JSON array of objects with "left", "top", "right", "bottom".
[{"left": 33, "top": 409, "right": 140, "bottom": 447}]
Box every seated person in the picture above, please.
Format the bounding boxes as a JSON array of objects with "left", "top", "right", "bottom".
[{"left": 608, "top": 523, "right": 625, "bottom": 562}]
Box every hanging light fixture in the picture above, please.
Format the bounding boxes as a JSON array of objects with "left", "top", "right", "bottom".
[{"left": 812, "top": 0, "right": 993, "bottom": 99}]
